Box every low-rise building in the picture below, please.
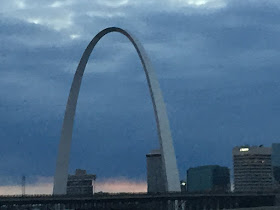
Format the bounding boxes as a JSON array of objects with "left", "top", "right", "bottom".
[
  {"left": 67, "top": 169, "right": 96, "bottom": 195},
  {"left": 187, "top": 165, "right": 230, "bottom": 192}
]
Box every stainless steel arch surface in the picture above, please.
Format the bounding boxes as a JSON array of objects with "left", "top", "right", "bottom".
[{"left": 53, "top": 27, "right": 180, "bottom": 194}]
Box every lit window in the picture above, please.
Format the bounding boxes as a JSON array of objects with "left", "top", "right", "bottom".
[{"left": 240, "top": 148, "right": 249, "bottom": 152}]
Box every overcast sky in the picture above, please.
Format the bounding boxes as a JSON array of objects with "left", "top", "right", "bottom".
[{"left": 1, "top": 0, "right": 280, "bottom": 190}]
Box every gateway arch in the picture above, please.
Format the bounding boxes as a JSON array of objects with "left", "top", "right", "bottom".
[{"left": 53, "top": 27, "right": 180, "bottom": 194}]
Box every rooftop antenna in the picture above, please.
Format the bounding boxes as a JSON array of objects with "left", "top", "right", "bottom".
[{"left": 22, "top": 175, "right": 26, "bottom": 196}]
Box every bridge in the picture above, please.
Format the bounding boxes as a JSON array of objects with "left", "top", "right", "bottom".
[{"left": 0, "top": 192, "right": 278, "bottom": 210}]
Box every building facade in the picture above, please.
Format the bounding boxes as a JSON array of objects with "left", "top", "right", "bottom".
[
  {"left": 187, "top": 165, "right": 230, "bottom": 192},
  {"left": 233, "top": 146, "right": 273, "bottom": 192},
  {"left": 66, "top": 169, "right": 96, "bottom": 195},
  {"left": 146, "top": 150, "right": 165, "bottom": 193},
  {"left": 272, "top": 143, "right": 280, "bottom": 190}
]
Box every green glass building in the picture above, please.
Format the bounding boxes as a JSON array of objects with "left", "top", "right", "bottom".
[{"left": 187, "top": 165, "right": 230, "bottom": 192}]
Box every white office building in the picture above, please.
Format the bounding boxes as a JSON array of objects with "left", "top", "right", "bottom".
[{"left": 233, "top": 146, "right": 273, "bottom": 192}]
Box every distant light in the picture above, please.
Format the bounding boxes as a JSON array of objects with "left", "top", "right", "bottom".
[
  {"left": 181, "top": 182, "right": 186, "bottom": 186},
  {"left": 240, "top": 148, "right": 249, "bottom": 152}
]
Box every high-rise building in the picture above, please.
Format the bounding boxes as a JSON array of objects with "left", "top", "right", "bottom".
[
  {"left": 66, "top": 169, "right": 96, "bottom": 195},
  {"left": 187, "top": 165, "right": 230, "bottom": 192},
  {"left": 233, "top": 146, "right": 273, "bottom": 192},
  {"left": 272, "top": 143, "right": 280, "bottom": 189},
  {"left": 146, "top": 149, "right": 165, "bottom": 193}
]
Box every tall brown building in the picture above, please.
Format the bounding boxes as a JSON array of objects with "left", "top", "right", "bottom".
[{"left": 233, "top": 146, "right": 273, "bottom": 192}]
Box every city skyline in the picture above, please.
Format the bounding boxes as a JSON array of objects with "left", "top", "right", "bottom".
[{"left": 1, "top": 0, "right": 280, "bottom": 194}]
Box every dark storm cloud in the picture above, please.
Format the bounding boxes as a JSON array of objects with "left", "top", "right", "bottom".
[{"left": 1, "top": 0, "right": 280, "bottom": 184}]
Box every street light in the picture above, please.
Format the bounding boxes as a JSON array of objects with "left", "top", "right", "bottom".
[{"left": 180, "top": 180, "right": 187, "bottom": 192}]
